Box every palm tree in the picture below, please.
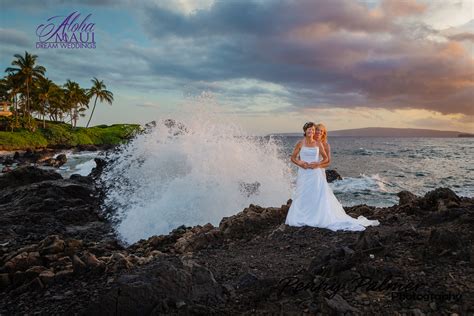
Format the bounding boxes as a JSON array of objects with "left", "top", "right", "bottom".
[
  {"left": 48, "top": 84, "right": 65, "bottom": 123},
  {"left": 37, "top": 77, "right": 57, "bottom": 128},
  {"left": 63, "top": 80, "right": 89, "bottom": 128},
  {"left": 0, "top": 78, "right": 7, "bottom": 101},
  {"left": 86, "top": 77, "right": 113, "bottom": 128},
  {"left": 4, "top": 73, "right": 22, "bottom": 127},
  {"left": 5, "top": 51, "right": 46, "bottom": 130}
]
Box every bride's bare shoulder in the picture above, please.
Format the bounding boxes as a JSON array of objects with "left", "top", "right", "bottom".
[{"left": 293, "top": 139, "right": 304, "bottom": 149}]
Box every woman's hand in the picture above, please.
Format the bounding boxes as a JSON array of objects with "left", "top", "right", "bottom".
[
  {"left": 309, "top": 162, "right": 320, "bottom": 169},
  {"left": 299, "top": 161, "right": 310, "bottom": 169}
]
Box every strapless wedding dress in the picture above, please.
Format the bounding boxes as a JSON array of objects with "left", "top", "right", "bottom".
[{"left": 285, "top": 146, "right": 380, "bottom": 231}]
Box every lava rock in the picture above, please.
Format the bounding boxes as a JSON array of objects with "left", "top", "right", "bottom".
[
  {"left": 398, "top": 190, "right": 420, "bottom": 205},
  {"left": 173, "top": 223, "right": 221, "bottom": 254},
  {"left": 89, "top": 158, "right": 106, "bottom": 179},
  {"left": 325, "top": 169, "right": 342, "bottom": 183},
  {"left": 320, "top": 294, "right": 360, "bottom": 315},
  {"left": 55, "top": 154, "right": 67, "bottom": 167},
  {"left": 77, "top": 144, "right": 98, "bottom": 151},
  {"left": 84, "top": 257, "right": 223, "bottom": 315},
  {"left": 0, "top": 166, "right": 62, "bottom": 189},
  {"left": 219, "top": 204, "right": 289, "bottom": 239},
  {"left": 421, "top": 188, "right": 461, "bottom": 211}
]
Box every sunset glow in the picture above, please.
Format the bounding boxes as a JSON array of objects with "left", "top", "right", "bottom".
[{"left": 1, "top": 0, "right": 472, "bottom": 134}]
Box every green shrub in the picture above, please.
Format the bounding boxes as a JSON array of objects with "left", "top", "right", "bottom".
[
  {"left": 40, "top": 123, "right": 74, "bottom": 145},
  {"left": 0, "top": 123, "right": 141, "bottom": 150},
  {"left": 0, "top": 130, "right": 48, "bottom": 150}
]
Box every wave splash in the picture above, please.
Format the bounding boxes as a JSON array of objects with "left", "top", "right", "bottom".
[
  {"left": 330, "top": 173, "right": 400, "bottom": 207},
  {"left": 102, "top": 96, "right": 292, "bottom": 243}
]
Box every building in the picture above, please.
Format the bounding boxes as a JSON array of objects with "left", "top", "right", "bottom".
[{"left": 0, "top": 101, "right": 12, "bottom": 117}]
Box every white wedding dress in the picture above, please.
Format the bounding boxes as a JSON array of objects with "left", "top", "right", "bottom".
[{"left": 285, "top": 145, "right": 380, "bottom": 231}]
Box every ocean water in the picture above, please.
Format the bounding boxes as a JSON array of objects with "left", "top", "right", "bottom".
[
  {"left": 52, "top": 136, "right": 473, "bottom": 210},
  {"left": 275, "top": 136, "right": 474, "bottom": 207},
  {"left": 54, "top": 151, "right": 100, "bottom": 178},
  {"left": 99, "top": 114, "right": 472, "bottom": 243},
  {"left": 3, "top": 131, "right": 470, "bottom": 243},
  {"left": 0, "top": 150, "right": 101, "bottom": 179}
]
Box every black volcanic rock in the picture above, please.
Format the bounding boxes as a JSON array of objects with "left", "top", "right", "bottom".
[
  {"left": 0, "top": 164, "right": 113, "bottom": 249},
  {"left": 77, "top": 144, "right": 99, "bottom": 151},
  {"left": 0, "top": 185, "right": 473, "bottom": 315},
  {"left": 84, "top": 256, "right": 224, "bottom": 315},
  {"left": 397, "top": 190, "right": 420, "bottom": 205},
  {"left": 325, "top": 169, "right": 342, "bottom": 183},
  {"left": 421, "top": 187, "right": 461, "bottom": 211},
  {"left": 0, "top": 178, "right": 109, "bottom": 244},
  {"left": 0, "top": 166, "right": 62, "bottom": 189},
  {"left": 89, "top": 158, "right": 107, "bottom": 179},
  {"left": 55, "top": 154, "right": 67, "bottom": 166},
  {"left": 219, "top": 203, "right": 290, "bottom": 239}
]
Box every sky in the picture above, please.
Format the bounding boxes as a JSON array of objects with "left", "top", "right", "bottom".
[{"left": 0, "top": 0, "right": 473, "bottom": 135}]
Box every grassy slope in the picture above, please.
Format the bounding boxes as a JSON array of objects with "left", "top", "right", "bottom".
[{"left": 0, "top": 122, "right": 141, "bottom": 150}]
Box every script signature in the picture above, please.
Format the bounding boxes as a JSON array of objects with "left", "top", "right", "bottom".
[{"left": 36, "top": 12, "right": 95, "bottom": 42}]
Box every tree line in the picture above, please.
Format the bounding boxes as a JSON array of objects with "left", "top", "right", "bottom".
[{"left": 0, "top": 51, "right": 113, "bottom": 131}]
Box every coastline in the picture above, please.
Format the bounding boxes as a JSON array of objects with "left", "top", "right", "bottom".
[
  {"left": 0, "top": 164, "right": 472, "bottom": 314},
  {"left": 0, "top": 144, "right": 111, "bottom": 157},
  {"left": 0, "top": 123, "right": 141, "bottom": 151}
]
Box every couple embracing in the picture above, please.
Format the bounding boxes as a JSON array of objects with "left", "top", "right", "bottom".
[{"left": 285, "top": 122, "right": 380, "bottom": 231}]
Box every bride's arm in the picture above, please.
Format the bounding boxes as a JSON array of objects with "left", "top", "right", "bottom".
[{"left": 290, "top": 141, "right": 308, "bottom": 169}]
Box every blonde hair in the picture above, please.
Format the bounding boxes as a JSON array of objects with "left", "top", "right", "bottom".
[{"left": 315, "top": 123, "right": 328, "bottom": 143}]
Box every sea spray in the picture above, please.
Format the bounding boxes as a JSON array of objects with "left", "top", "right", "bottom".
[{"left": 101, "top": 95, "right": 293, "bottom": 243}]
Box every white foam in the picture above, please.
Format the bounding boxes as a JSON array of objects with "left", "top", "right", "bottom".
[
  {"left": 73, "top": 159, "right": 97, "bottom": 176},
  {"left": 331, "top": 173, "right": 395, "bottom": 193},
  {"left": 102, "top": 94, "right": 293, "bottom": 243},
  {"left": 53, "top": 151, "right": 100, "bottom": 178}
]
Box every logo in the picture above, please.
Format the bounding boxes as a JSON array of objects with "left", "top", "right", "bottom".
[{"left": 36, "top": 11, "right": 96, "bottom": 49}]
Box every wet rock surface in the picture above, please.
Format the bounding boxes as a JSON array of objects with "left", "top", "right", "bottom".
[
  {"left": 0, "top": 146, "right": 114, "bottom": 174},
  {"left": 325, "top": 169, "right": 343, "bottom": 183},
  {"left": 0, "top": 165, "right": 472, "bottom": 315},
  {"left": 0, "top": 166, "right": 62, "bottom": 189}
]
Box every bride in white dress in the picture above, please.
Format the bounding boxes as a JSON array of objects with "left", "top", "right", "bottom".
[{"left": 285, "top": 122, "right": 380, "bottom": 231}]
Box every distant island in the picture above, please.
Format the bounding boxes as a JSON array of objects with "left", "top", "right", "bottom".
[{"left": 271, "top": 127, "right": 473, "bottom": 138}]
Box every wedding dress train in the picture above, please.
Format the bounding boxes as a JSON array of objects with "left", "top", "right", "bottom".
[{"left": 285, "top": 146, "right": 380, "bottom": 231}]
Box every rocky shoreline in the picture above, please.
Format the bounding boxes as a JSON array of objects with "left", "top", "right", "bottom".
[
  {"left": 0, "top": 145, "right": 114, "bottom": 173},
  {"left": 0, "top": 164, "right": 473, "bottom": 315}
]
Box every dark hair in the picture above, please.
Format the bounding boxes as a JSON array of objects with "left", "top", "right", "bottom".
[{"left": 303, "top": 122, "right": 315, "bottom": 136}]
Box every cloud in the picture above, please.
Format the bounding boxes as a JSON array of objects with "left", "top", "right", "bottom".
[
  {"left": 0, "top": 28, "right": 30, "bottom": 47},
  {"left": 129, "top": 0, "right": 473, "bottom": 115},
  {"left": 2, "top": 0, "right": 473, "bottom": 118},
  {"left": 447, "top": 32, "right": 474, "bottom": 42},
  {"left": 409, "top": 113, "right": 474, "bottom": 132},
  {"left": 380, "top": 0, "right": 427, "bottom": 17},
  {"left": 135, "top": 101, "right": 161, "bottom": 108},
  {"left": 142, "top": 0, "right": 399, "bottom": 38},
  {"left": 0, "top": 0, "right": 119, "bottom": 8}
]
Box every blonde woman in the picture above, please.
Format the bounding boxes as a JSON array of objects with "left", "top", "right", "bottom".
[{"left": 313, "top": 123, "right": 331, "bottom": 169}]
